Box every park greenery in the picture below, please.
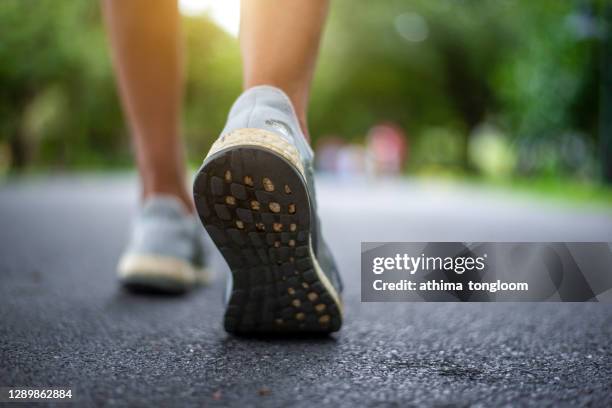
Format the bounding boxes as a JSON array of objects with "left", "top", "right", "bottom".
[{"left": 0, "top": 0, "right": 610, "bottom": 196}]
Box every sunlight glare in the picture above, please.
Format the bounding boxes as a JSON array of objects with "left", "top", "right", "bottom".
[{"left": 179, "top": 0, "right": 241, "bottom": 37}]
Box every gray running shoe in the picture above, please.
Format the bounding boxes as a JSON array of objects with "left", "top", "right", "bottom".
[
  {"left": 193, "top": 85, "right": 343, "bottom": 334},
  {"left": 118, "top": 195, "right": 208, "bottom": 294}
]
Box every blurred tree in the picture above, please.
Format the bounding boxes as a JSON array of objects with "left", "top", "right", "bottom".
[
  {"left": 313, "top": 0, "right": 603, "bottom": 177},
  {"left": 182, "top": 15, "right": 242, "bottom": 163},
  {"left": 0, "top": 1, "right": 124, "bottom": 170},
  {"left": 0, "top": 0, "right": 605, "bottom": 185},
  {"left": 600, "top": 3, "right": 612, "bottom": 183},
  {"left": 494, "top": 1, "right": 602, "bottom": 179},
  {"left": 311, "top": 0, "right": 516, "bottom": 170}
]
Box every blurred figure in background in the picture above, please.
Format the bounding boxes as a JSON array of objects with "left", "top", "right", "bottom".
[
  {"left": 365, "top": 122, "right": 408, "bottom": 177},
  {"left": 336, "top": 144, "right": 367, "bottom": 179},
  {"left": 315, "top": 136, "right": 345, "bottom": 174},
  {"left": 315, "top": 123, "right": 408, "bottom": 179},
  {"left": 102, "top": 0, "right": 344, "bottom": 334}
]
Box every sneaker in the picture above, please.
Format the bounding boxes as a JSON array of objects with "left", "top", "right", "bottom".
[
  {"left": 117, "top": 195, "right": 208, "bottom": 294},
  {"left": 193, "top": 85, "right": 343, "bottom": 334}
]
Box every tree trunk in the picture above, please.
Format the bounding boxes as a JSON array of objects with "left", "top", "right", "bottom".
[
  {"left": 601, "top": 4, "right": 612, "bottom": 183},
  {"left": 9, "top": 125, "right": 28, "bottom": 171}
]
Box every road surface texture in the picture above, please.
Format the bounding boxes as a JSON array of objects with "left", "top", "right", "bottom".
[{"left": 1, "top": 175, "right": 611, "bottom": 407}]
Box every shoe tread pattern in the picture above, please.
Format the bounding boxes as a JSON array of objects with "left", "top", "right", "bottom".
[{"left": 194, "top": 147, "right": 342, "bottom": 334}]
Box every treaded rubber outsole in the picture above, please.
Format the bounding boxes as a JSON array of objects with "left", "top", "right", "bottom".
[{"left": 193, "top": 144, "right": 342, "bottom": 334}]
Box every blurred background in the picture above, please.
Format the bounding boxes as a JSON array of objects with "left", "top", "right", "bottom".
[
  {"left": 1, "top": 0, "right": 611, "bottom": 205},
  {"left": 3, "top": 2, "right": 612, "bottom": 403}
]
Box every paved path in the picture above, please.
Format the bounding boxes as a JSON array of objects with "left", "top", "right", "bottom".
[{"left": 1, "top": 175, "right": 611, "bottom": 407}]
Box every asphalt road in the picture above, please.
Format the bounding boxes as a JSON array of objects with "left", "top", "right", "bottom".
[{"left": 1, "top": 175, "right": 611, "bottom": 407}]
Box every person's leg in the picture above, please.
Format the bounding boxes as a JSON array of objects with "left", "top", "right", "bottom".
[
  {"left": 240, "top": 0, "right": 329, "bottom": 139},
  {"left": 193, "top": 0, "right": 342, "bottom": 333},
  {"left": 104, "top": 0, "right": 206, "bottom": 293},
  {"left": 102, "top": 0, "right": 192, "bottom": 211}
]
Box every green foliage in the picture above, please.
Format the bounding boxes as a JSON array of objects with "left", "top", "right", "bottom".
[
  {"left": 182, "top": 15, "right": 241, "bottom": 163},
  {"left": 493, "top": 1, "right": 599, "bottom": 141},
  {"left": 0, "top": 0, "right": 124, "bottom": 169},
  {"left": 312, "top": 0, "right": 512, "bottom": 140},
  {"left": 0, "top": 0, "right": 604, "bottom": 184}
]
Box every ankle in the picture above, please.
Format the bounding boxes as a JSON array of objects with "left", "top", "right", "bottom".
[{"left": 142, "top": 186, "right": 194, "bottom": 214}]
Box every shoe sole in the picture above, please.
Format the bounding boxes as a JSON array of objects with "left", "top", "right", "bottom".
[
  {"left": 118, "top": 254, "right": 209, "bottom": 294},
  {"left": 193, "top": 128, "right": 343, "bottom": 334}
]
